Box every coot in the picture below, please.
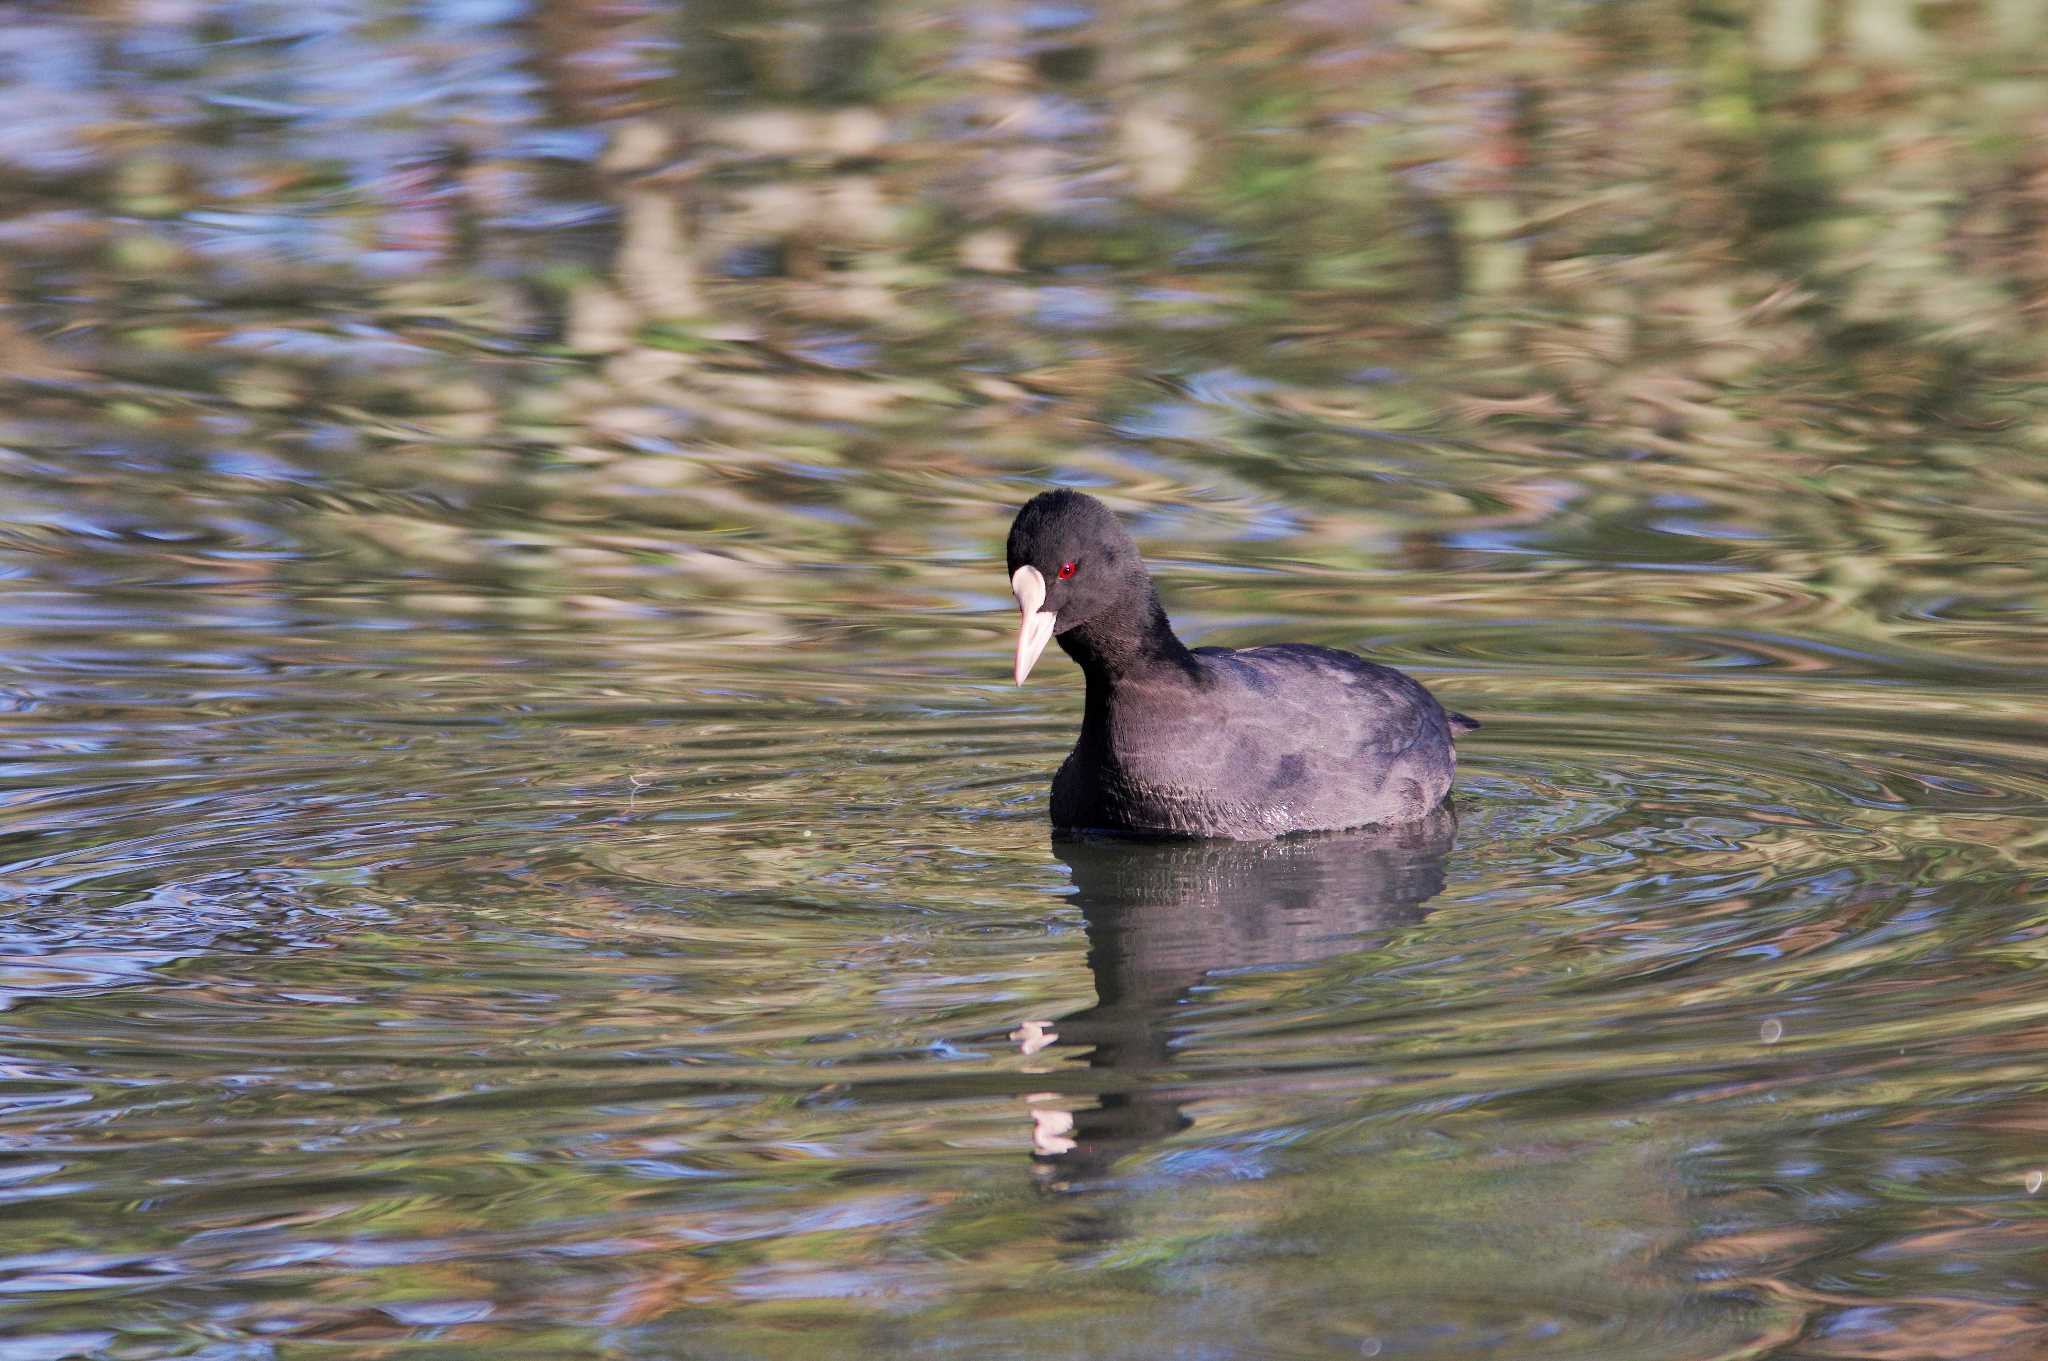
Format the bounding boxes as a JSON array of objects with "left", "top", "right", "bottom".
[{"left": 1006, "top": 489, "right": 1476, "bottom": 838}]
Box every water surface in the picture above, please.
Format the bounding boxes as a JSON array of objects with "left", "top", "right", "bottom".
[{"left": 4, "top": 1, "right": 2048, "bottom": 1357}]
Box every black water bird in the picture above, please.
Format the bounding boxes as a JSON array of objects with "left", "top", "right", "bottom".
[{"left": 1006, "top": 489, "right": 1476, "bottom": 838}]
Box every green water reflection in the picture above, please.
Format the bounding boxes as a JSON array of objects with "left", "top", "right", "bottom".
[{"left": 2, "top": 0, "right": 2048, "bottom": 1357}]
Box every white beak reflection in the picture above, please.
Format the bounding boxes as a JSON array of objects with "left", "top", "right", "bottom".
[{"left": 1010, "top": 565, "right": 1058, "bottom": 685}]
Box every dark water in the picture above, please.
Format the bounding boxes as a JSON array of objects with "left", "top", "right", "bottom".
[{"left": 5, "top": 1, "right": 2048, "bottom": 1357}]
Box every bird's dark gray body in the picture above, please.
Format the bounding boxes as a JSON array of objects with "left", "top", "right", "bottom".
[
  {"left": 1050, "top": 643, "right": 1461, "bottom": 838},
  {"left": 1007, "top": 488, "right": 1473, "bottom": 841}
]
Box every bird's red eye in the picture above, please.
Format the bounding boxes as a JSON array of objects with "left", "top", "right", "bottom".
[{"left": 1057, "top": 561, "right": 1076, "bottom": 580}]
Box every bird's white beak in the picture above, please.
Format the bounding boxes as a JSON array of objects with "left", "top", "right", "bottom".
[{"left": 1011, "top": 565, "right": 1058, "bottom": 685}]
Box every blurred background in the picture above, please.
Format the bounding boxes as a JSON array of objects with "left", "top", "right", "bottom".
[{"left": 5, "top": 1, "right": 2048, "bottom": 1358}]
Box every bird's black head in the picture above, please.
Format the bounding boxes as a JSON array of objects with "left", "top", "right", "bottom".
[{"left": 1004, "top": 489, "right": 1153, "bottom": 683}]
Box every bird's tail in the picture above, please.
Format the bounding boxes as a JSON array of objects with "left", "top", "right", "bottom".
[{"left": 1448, "top": 712, "right": 1481, "bottom": 735}]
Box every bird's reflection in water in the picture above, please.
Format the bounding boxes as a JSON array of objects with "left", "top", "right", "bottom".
[{"left": 1020, "top": 808, "right": 1457, "bottom": 1190}]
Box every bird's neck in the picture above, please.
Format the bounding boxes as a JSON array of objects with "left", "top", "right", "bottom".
[{"left": 1058, "top": 586, "right": 1195, "bottom": 688}]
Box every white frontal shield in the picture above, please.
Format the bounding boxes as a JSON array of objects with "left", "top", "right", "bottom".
[{"left": 1010, "top": 565, "right": 1058, "bottom": 685}]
